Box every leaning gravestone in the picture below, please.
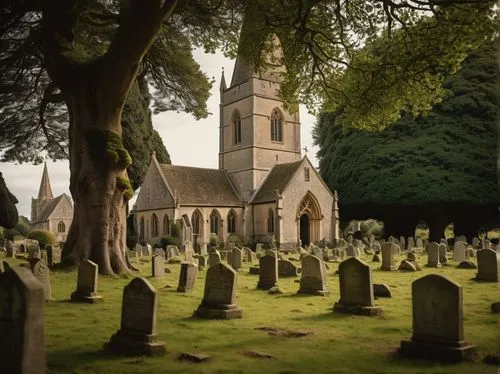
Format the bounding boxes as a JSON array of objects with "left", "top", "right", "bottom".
[
  {"left": 152, "top": 255, "right": 164, "bottom": 278},
  {"left": 0, "top": 266, "right": 47, "bottom": 374},
  {"left": 106, "top": 277, "right": 165, "bottom": 356},
  {"left": 257, "top": 255, "right": 278, "bottom": 290},
  {"left": 438, "top": 243, "right": 448, "bottom": 265},
  {"left": 426, "top": 242, "right": 441, "bottom": 268},
  {"left": 208, "top": 250, "right": 221, "bottom": 267},
  {"left": 400, "top": 274, "right": 476, "bottom": 362},
  {"left": 333, "top": 257, "right": 382, "bottom": 316},
  {"left": 194, "top": 262, "right": 242, "bottom": 319},
  {"left": 70, "top": 260, "right": 103, "bottom": 303},
  {"left": 453, "top": 241, "right": 466, "bottom": 263},
  {"left": 30, "top": 258, "right": 52, "bottom": 301},
  {"left": 475, "top": 249, "right": 499, "bottom": 282},
  {"left": 278, "top": 259, "right": 298, "bottom": 277},
  {"left": 298, "top": 255, "right": 329, "bottom": 296},
  {"left": 380, "top": 243, "right": 396, "bottom": 271},
  {"left": 177, "top": 263, "right": 198, "bottom": 292}
]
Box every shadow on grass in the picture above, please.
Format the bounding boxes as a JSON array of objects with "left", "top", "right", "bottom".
[
  {"left": 48, "top": 347, "right": 118, "bottom": 371},
  {"left": 290, "top": 310, "right": 354, "bottom": 322}
]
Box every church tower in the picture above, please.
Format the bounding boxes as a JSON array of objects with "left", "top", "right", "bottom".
[
  {"left": 219, "top": 28, "right": 301, "bottom": 202},
  {"left": 31, "top": 162, "right": 54, "bottom": 222}
]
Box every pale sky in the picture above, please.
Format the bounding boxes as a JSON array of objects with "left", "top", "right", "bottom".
[{"left": 1, "top": 49, "right": 319, "bottom": 218}]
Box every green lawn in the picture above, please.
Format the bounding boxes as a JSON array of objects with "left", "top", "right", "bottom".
[{"left": 3, "top": 252, "right": 499, "bottom": 374}]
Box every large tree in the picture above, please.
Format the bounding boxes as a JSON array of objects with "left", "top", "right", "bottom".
[
  {"left": 0, "top": 1, "right": 495, "bottom": 274},
  {"left": 314, "top": 41, "right": 500, "bottom": 241},
  {"left": 0, "top": 172, "right": 18, "bottom": 229}
]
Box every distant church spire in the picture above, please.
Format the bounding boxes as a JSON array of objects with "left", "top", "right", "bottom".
[
  {"left": 220, "top": 67, "right": 227, "bottom": 91},
  {"left": 37, "top": 162, "right": 53, "bottom": 200}
]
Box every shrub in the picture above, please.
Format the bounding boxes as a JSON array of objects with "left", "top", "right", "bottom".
[
  {"left": 170, "top": 220, "right": 181, "bottom": 239},
  {"left": 27, "top": 229, "right": 56, "bottom": 249},
  {"left": 226, "top": 234, "right": 244, "bottom": 247},
  {"left": 126, "top": 231, "right": 138, "bottom": 249},
  {"left": 160, "top": 235, "right": 180, "bottom": 249},
  {"left": 208, "top": 234, "right": 219, "bottom": 249}
]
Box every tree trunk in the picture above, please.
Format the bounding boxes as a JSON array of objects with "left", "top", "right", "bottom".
[{"left": 62, "top": 88, "right": 133, "bottom": 275}]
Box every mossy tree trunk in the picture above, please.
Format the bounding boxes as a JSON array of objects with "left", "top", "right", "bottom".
[{"left": 42, "top": 1, "right": 177, "bottom": 275}]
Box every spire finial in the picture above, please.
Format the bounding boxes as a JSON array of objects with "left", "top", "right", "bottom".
[{"left": 220, "top": 67, "right": 227, "bottom": 91}]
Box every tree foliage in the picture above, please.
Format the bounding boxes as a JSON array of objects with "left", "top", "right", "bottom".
[
  {"left": 0, "top": 172, "right": 18, "bottom": 229},
  {"left": 27, "top": 229, "right": 57, "bottom": 249}
]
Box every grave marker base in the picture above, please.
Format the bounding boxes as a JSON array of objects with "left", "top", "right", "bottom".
[
  {"left": 194, "top": 301, "right": 242, "bottom": 320},
  {"left": 106, "top": 329, "right": 166, "bottom": 356},
  {"left": 297, "top": 288, "right": 329, "bottom": 296},
  {"left": 70, "top": 291, "right": 103, "bottom": 304},
  {"left": 426, "top": 262, "right": 442, "bottom": 268},
  {"left": 256, "top": 281, "right": 278, "bottom": 290},
  {"left": 400, "top": 339, "right": 476, "bottom": 362},
  {"left": 333, "top": 302, "right": 382, "bottom": 316},
  {"left": 380, "top": 265, "right": 397, "bottom": 271}
]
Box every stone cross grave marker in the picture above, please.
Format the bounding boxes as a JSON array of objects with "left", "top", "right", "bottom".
[
  {"left": 70, "top": 260, "right": 103, "bottom": 303},
  {"left": 0, "top": 266, "right": 46, "bottom": 374},
  {"left": 106, "top": 277, "right": 165, "bottom": 356},
  {"left": 400, "top": 274, "right": 476, "bottom": 362},
  {"left": 194, "top": 262, "right": 242, "bottom": 319},
  {"left": 177, "top": 263, "right": 198, "bottom": 292},
  {"left": 298, "top": 255, "right": 328, "bottom": 295}
]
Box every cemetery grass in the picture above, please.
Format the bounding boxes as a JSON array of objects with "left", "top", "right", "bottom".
[{"left": 6, "top": 254, "right": 499, "bottom": 374}]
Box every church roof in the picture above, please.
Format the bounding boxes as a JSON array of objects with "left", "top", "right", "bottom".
[
  {"left": 33, "top": 194, "right": 69, "bottom": 223},
  {"left": 250, "top": 159, "right": 303, "bottom": 204},
  {"left": 37, "top": 162, "right": 53, "bottom": 200},
  {"left": 158, "top": 164, "right": 242, "bottom": 207}
]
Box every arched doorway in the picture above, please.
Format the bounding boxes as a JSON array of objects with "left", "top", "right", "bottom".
[
  {"left": 300, "top": 214, "right": 311, "bottom": 246},
  {"left": 297, "top": 192, "right": 322, "bottom": 246}
]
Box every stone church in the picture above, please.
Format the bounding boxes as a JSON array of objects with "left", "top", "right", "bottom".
[
  {"left": 135, "top": 35, "right": 339, "bottom": 250},
  {"left": 31, "top": 163, "right": 73, "bottom": 242}
]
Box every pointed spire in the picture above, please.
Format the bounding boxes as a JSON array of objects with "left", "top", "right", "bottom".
[
  {"left": 220, "top": 67, "right": 227, "bottom": 91},
  {"left": 38, "top": 162, "right": 53, "bottom": 200}
]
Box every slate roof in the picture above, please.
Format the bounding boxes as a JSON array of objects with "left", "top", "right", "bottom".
[
  {"left": 158, "top": 164, "right": 242, "bottom": 207},
  {"left": 33, "top": 194, "right": 64, "bottom": 223},
  {"left": 250, "top": 159, "right": 303, "bottom": 204}
]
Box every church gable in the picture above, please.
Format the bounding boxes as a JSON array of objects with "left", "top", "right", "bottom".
[
  {"left": 49, "top": 194, "right": 73, "bottom": 219},
  {"left": 136, "top": 157, "right": 174, "bottom": 212}
]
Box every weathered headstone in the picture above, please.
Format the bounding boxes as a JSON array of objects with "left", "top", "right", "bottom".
[
  {"left": 106, "top": 277, "right": 165, "bottom": 356},
  {"left": 455, "top": 235, "right": 467, "bottom": 244},
  {"left": 373, "top": 283, "right": 391, "bottom": 298},
  {"left": 400, "top": 274, "right": 476, "bottom": 362},
  {"left": 380, "top": 243, "right": 396, "bottom": 271},
  {"left": 5, "top": 239, "right": 14, "bottom": 257},
  {"left": 177, "top": 263, "right": 198, "bottom": 292},
  {"left": 407, "top": 237, "right": 415, "bottom": 252},
  {"left": 481, "top": 239, "right": 491, "bottom": 250},
  {"left": 298, "top": 255, "right": 329, "bottom": 296},
  {"left": 194, "top": 262, "right": 242, "bottom": 319},
  {"left": 371, "top": 242, "right": 381, "bottom": 253},
  {"left": 257, "top": 255, "right": 278, "bottom": 290},
  {"left": 407, "top": 252, "right": 416, "bottom": 262},
  {"left": 426, "top": 242, "right": 441, "bottom": 268},
  {"left": 208, "top": 250, "right": 221, "bottom": 267},
  {"left": 278, "top": 259, "right": 298, "bottom": 277},
  {"left": 265, "top": 249, "right": 278, "bottom": 258},
  {"left": 197, "top": 255, "right": 207, "bottom": 270},
  {"left": 334, "top": 257, "right": 381, "bottom": 315},
  {"left": 184, "top": 242, "right": 195, "bottom": 263},
  {"left": 142, "top": 243, "right": 152, "bottom": 257},
  {"left": 453, "top": 241, "right": 466, "bottom": 263},
  {"left": 231, "top": 247, "right": 243, "bottom": 270},
  {"left": 0, "top": 266, "right": 47, "bottom": 374},
  {"left": 398, "top": 259, "right": 417, "bottom": 272},
  {"left": 475, "top": 249, "right": 499, "bottom": 282},
  {"left": 311, "top": 245, "right": 323, "bottom": 259},
  {"left": 400, "top": 236, "right": 406, "bottom": 251},
  {"left": 70, "top": 260, "right": 103, "bottom": 303},
  {"left": 154, "top": 248, "right": 164, "bottom": 258},
  {"left": 152, "top": 255, "right": 164, "bottom": 278},
  {"left": 345, "top": 246, "right": 357, "bottom": 257},
  {"left": 415, "top": 238, "right": 423, "bottom": 249},
  {"left": 471, "top": 237, "right": 480, "bottom": 249},
  {"left": 438, "top": 243, "right": 448, "bottom": 265},
  {"left": 30, "top": 259, "right": 52, "bottom": 301}
]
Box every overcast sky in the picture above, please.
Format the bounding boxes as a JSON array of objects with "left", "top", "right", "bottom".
[{"left": 1, "top": 49, "right": 319, "bottom": 218}]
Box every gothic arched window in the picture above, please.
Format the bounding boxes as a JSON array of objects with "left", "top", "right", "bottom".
[
  {"left": 192, "top": 210, "right": 202, "bottom": 235},
  {"left": 210, "top": 210, "right": 220, "bottom": 235},
  {"left": 139, "top": 217, "right": 145, "bottom": 241},
  {"left": 267, "top": 208, "right": 275, "bottom": 233},
  {"left": 163, "top": 214, "right": 170, "bottom": 235},
  {"left": 151, "top": 213, "right": 159, "bottom": 237},
  {"left": 58, "top": 221, "right": 65, "bottom": 233},
  {"left": 227, "top": 210, "right": 236, "bottom": 233},
  {"left": 270, "top": 108, "right": 283, "bottom": 142},
  {"left": 233, "top": 110, "right": 242, "bottom": 145}
]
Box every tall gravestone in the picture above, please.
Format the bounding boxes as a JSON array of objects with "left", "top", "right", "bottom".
[
  {"left": 333, "top": 257, "right": 382, "bottom": 316},
  {"left": 438, "top": 243, "right": 448, "bottom": 265},
  {"left": 471, "top": 237, "right": 480, "bottom": 249},
  {"left": 0, "top": 266, "right": 46, "bottom": 374},
  {"left": 407, "top": 237, "right": 415, "bottom": 252},
  {"left": 177, "top": 263, "right": 198, "bottom": 292},
  {"left": 426, "top": 242, "right": 441, "bottom": 268},
  {"left": 194, "top": 262, "right": 242, "bottom": 319},
  {"left": 400, "top": 274, "right": 476, "bottom": 362},
  {"left": 152, "top": 255, "right": 164, "bottom": 278},
  {"left": 208, "top": 250, "right": 221, "bottom": 267},
  {"left": 475, "top": 249, "right": 499, "bottom": 282},
  {"left": 70, "top": 260, "right": 103, "bottom": 303},
  {"left": 400, "top": 236, "right": 406, "bottom": 251},
  {"left": 231, "top": 247, "right": 243, "bottom": 270},
  {"left": 106, "top": 277, "right": 165, "bottom": 356},
  {"left": 453, "top": 241, "right": 466, "bottom": 263},
  {"left": 298, "top": 255, "right": 328, "bottom": 295},
  {"left": 257, "top": 255, "right": 279, "bottom": 290},
  {"left": 380, "top": 243, "right": 396, "bottom": 271},
  {"left": 30, "top": 259, "right": 52, "bottom": 301}
]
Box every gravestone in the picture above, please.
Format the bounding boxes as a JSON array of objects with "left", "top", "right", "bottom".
[
  {"left": 30, "top": 259, "right": 52, "bottom": 301},
  {"left": 242, "top": 247, "right": 252, "bottom": 262},
  {"left": 400, "top": 236, "right": 406, "bottom": 251},
  {"left": 371, "top": 243, "right": 381, "bottom": 253},
  {"left": 426, "top": 242, "right": 441, "bottom": 268},
  {"left": 407, "top": 237, "right": 415, "bottom": 252},
  {"left": 0, "top": 266, "right": 47, "bottom": 374},
  {"left": 106, "top": 277, "right": 165, "bottom": 356},
  {"left": 475, "top": 249, "right": 499, "bottom": 282},
  {"left": 407, "top": 252, "right": 416, "bottom": 262},
  {"left": 194, "top": 262, "right": 243, "bottom": 319},
  {"left": 481, "top": 239, "right": 490, "bottom": 250},
  {"left": 455, "top": 235, "right": 467, "bottom": 244},
  {"left": 257, "top": 255, "right": 278, "bottom": 290},
  {"left": 345, "top": 246, "right": 357, "bottom": 257},
  {"left": 231, "top": 247, "right": 243, "bottom": 270},
  {"left": 278, "top": 259, "right": 298, "bottom": 277},
  {"left": 471, "top": 237, "right": 480, "bottom": 249},
  {"left": 415, "top": 238, "right": 423, "bottom": 249},
  {"left": 265, "top": 249, "right": 278, "bottom": 258},
  {"left": 400, "top": 274, "right": 476, "bottom": 362},
  {"left": 197, "top": 255, "right": 207, "bottom": 270},
  {"left": 142, "top": 243, "right": 152, "bottom": 256},
  {"left": 453, "top": 241, "right": 466, "bottom": 263},
  {"left": 134, "top": 243, "right": 143, "bottom": 253},
  {"left": 373, "top": 283, "right": 391, "bottom": 298},
  {"left": 208, "top": 250, "right": 221, "bottom": 267},
  {"left": 46, "top": 245, "right": 54, "bottom": 266},
  {"left": 154, "top": 248, "right": 164, "bottom": 258},
  {"left": 152, "top": 255, "right": 164, "bottom": 278},
  {"left": 184, "top": 242, "right": 195, "bottom": 263},
  {"left": 166, "top": 245, "right": 179, "bottom": 258},
  {"left": 333, "top": 257, "right": 381, "bottom": 316},
  {"left": 70, "top": 260, "right": 103, "bottom": 303},
  {"left": 177, "top": 263, "right": 198, "bottom": 292},
  {"left": 438, "top": 243, "right": 448, "bottom": 265},
  {"left": 25, "top": 239, "right": 40, "bottom": 259},
  {"left": 311, "top": 246, "right": 323, "bottom": 259},
  {"left": 5, "top": 240, "right": 14, "bottom": 257},
  {"left": 398, "top": 259, "right": 417, "bottom": 272},
  {"left": 380, "top": 243, "right": 396, "bottom": 271},
  {"left": 298, "top": 255, "right": 329, "bottom": 296}
]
